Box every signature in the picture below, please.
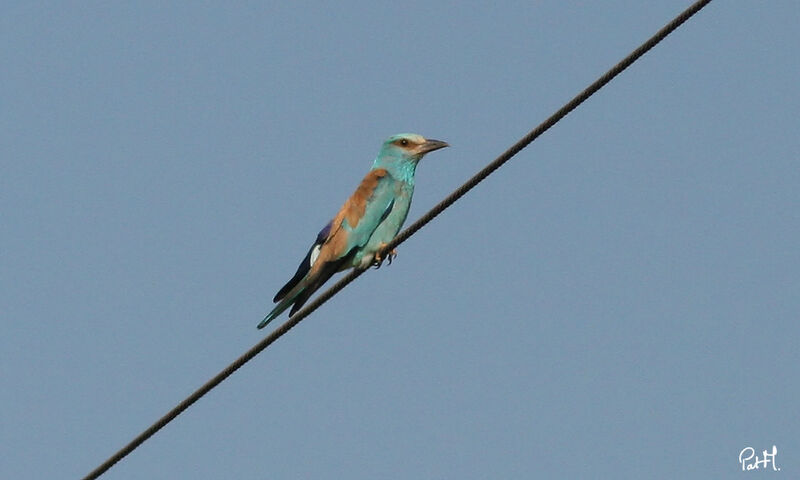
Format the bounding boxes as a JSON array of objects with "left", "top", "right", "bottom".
[{"left": 739, "top": 445, "right": 780, "bottom": 471}]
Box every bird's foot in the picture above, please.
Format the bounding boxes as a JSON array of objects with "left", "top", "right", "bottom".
[{"left": 372, "top": 244, "right": 397, "bottom": 269}]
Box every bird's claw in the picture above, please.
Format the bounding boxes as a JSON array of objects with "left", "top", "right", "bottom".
[{"left": 372, "top": 245, "right": 397, "bottom": 269}]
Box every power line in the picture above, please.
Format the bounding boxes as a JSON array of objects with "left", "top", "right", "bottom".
[{"left": 81, "top": 1, "right": 714, "bottom": 478}]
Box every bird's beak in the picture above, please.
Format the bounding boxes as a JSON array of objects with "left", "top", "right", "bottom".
[{"left": 420, "top": 139, "right": 449, "bottom": 154}]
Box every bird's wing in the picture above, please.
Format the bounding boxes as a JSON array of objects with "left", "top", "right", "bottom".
[{"left": 322, "top": 168, "right": 397, "bottom": 259}]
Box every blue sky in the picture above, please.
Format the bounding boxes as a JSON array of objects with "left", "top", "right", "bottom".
[{"left": 2, "top": 1, "right": 798, "bottom": 478}]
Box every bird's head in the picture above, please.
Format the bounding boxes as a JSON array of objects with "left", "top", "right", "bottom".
[{"left": 378, "top": 133, "right": 449, "bottom": 162}]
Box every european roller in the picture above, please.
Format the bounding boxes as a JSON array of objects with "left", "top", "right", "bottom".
[{"left": 258, "top": 133, "right": 448, "bottom": 329}]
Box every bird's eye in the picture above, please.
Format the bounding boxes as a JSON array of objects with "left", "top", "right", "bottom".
[{"left": 400, "top": 139, "right": 409, "bottom": 146}]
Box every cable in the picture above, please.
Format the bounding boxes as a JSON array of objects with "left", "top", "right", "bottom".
[{"left": 81, "top": 1, "right": 714, "bottom": 478}]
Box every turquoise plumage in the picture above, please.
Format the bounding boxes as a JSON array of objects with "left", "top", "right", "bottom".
[{"left": 258, "top": 133, "right": 448, "bottom": 329}]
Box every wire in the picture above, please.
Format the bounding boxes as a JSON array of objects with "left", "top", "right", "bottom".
[{"left": 81, "top": 1, "right": 714, "bottom": 478}]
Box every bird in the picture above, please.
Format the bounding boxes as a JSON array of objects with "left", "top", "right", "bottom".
[{"left": 258, "top": 133, "right": 448, "bottom": 329}]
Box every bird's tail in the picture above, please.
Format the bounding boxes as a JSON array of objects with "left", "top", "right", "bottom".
[
  {"left": 258, "top": 255, "right": 349, "bottom": 329},
  {"left": 258, "top": 294, "right": 298, "bottom": 329},
  {"left": 257, "top": 277, "right": 321, "bottom": 329}
]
